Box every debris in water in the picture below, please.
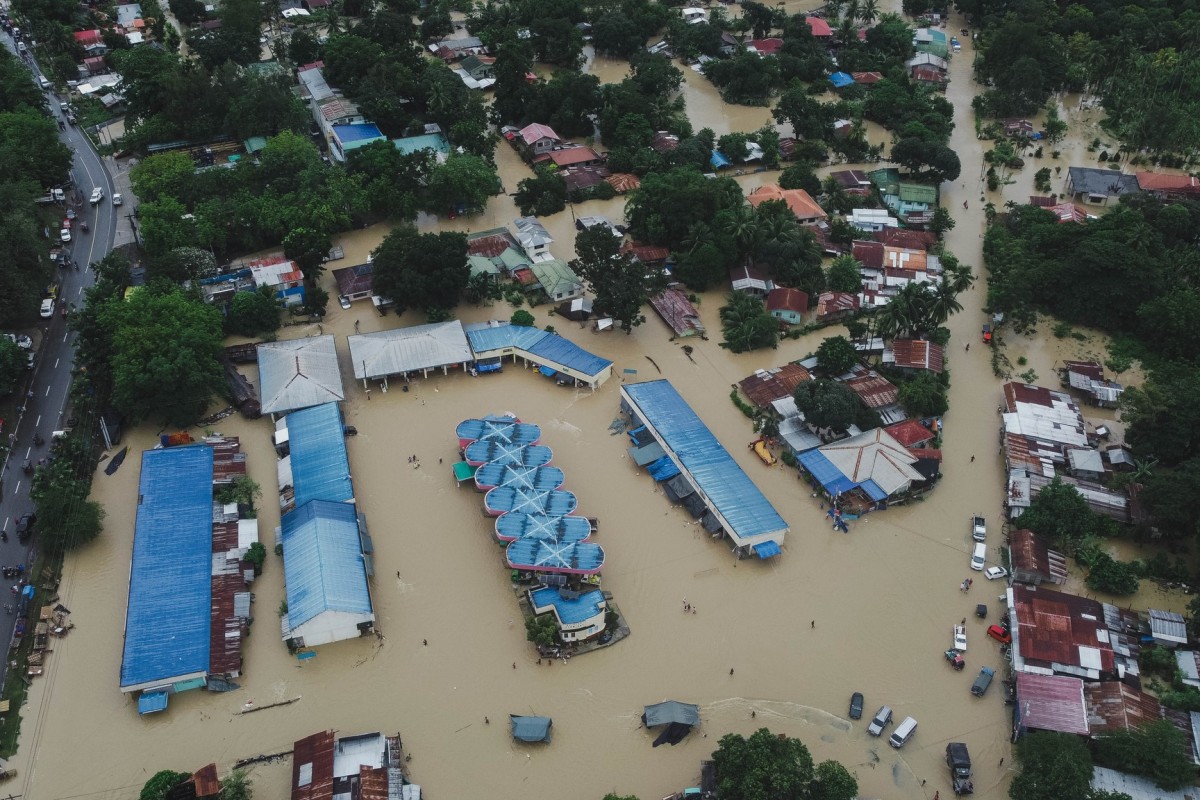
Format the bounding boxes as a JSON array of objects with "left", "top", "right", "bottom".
[{"left": 645, "top": 356, "right": 662, "bottom": 373}]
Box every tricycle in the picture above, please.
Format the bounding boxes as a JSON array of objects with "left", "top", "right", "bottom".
[{"left": 944, "top": 648, "right": 965, "bottom": 671}]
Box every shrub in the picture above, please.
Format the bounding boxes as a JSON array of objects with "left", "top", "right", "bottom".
[{"left": 511, "top": 309, "right": 535, "bottom": 327}]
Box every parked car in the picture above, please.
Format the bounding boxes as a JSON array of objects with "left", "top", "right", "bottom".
[
  {"left": 970, "top": 542, "right": 986, "bottom": 571},
  {"left": 15, "top": 513, "right": 35, "bottom": 536},
  {"left": 986, "top": 624, "right": 1011, "bottom": 644},
  {"left": 38, "top": 75, "right": 50, "bottom": 89},
  {"left": 89, "top": 187, "right": 103, "bottom": 204},
  {"left": 971, "top": 666, "right": 995, "bottom": 697},
  {"left": 848, "top": 692, "right": 863, "bottom": 720},
  {"left": 889, "top": 716, "right": 918, "bottom": 749},
  {"left": 59, "top": 228, "right": 71, "bottom": 242},
  {"left": 25, "top": 351, "right": 35, "bottom": 370},
  {"left": 39, "top": 298, "right": 54, "bottom": 318},
  {"left": 3, "top": 333, "right": 32, "bottom": 350},
  {"left": 946, "top": 742, "right": 973, "bottom": 795},
  {"left": 984, "top": 566, "right": 1008, "bottom": 581},
  {"left": 953, "top": 624, "right": 967, "bottom": 652},
  {"left": 866, "top": 705, "right": 892, "bottom": 736},
  {"left": 971, "top": 515, "right": 986, "bottom": 542},
  {"left": 338, "top": 294, "right": 351, "bottom": 310},
  {"left": 112, "top": 193, "right": 123, "bottom": 206}
]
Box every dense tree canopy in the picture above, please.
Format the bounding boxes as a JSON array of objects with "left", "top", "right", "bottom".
[
  {"left": 1008, "top": 732, "right": 1094, "bottom": 800},
  {"left": 572, "top": 227, "right": 665, "bottom": 333},
  {"left": 793, "top": 379, "right": 860, "bottom": 432},
  {"left": 712, "top": 728, "right": 857, "bottom": 800},
  {"left": 720, "top": 292, "right": 779, "bottom": 353},
  {"left": 371, "top": 225, "right": 469, "bottom": 314}
]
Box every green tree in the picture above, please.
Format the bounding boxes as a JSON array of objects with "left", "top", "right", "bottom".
[
  {"left": 152, "top": 246, "right": 217, "bottom": 284},
  {"left": 898, "top": 371, "right": 949, "bottom": 418},
  {"left": 283, "top": 227, "right": 333, "bottom": 283},
  {"left": 1093, "top": 719, "right": 1194, "bottom": 791},
  {"left": 0, "top": 110, "right": 73, "bottom": 188},
  {"left": 140, "top": 771, "right": 190, "bottom": 800},
  {"left": 219, "top": 768, "right": 253, "bottom": 800},
  {"left": 572, "top": 227, "right": 664, "bottom": 333},
  {"left": 511, "top": 309, "right": 535, "bottom": 327},
  {"left": 815, "top": 335, "right": 858, "bottom": 375},
  {"left": 826, "top": 255, "right": 863, "bottom": 294},
  {"left": 720, "top": 292, "right": 778, "bottom": 353},
  {"left": 1083, "top": 551, "right": 1140, "bottom": 596},
  {"left": 811, "top": 760, "right": 858, "bottom": 800},
  {"left": 713, "top": 728, "right": 814, "bottom": 800},
  {"left": 1009, "top": 732, "right": 1093, "bottom": 800},
  {"left": 779, "top": 162, "right": 821, "bottom": 195},
  {"left": 100, "top": 286, "right": 226, "bottom": 426},
  {"left": 929, "top": 206, "right": 956, "bottom": 238},
  {"left": 371, "top": 225, "right": 469, "bottom": 313},
  {"left": 515, "top": 168, "right": 568, "bottom": 217},
  {"left": 1043, "top": 104, "right": 1067, "bottom": 145},
  {"left": 224, "top": 288, "right": 281, "bottom": 337},
  {"left": 525, "top": 613, "right": 558, "bottom": 646},
  {"left": 424, "top": 153, "right": 501, "bottom": 215},
  {"left": 0, "top": 336, "right": 24, "bottom": 397},
  {"left": 1014, "top": 476, "right": 1099, "bottom": 553},
  {"left": 30, "top": 432, "right": 107, "bottom": 551},
  {"left": 793, "top": 379, "right": 859, "bottom": 431}
]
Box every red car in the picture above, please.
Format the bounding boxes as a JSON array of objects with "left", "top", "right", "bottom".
[{"left": 987, "top": 624, "right": 1011, "bottom": 644}]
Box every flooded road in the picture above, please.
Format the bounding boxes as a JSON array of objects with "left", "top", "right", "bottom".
[{"left": 14, "top": 7, "right": 1177, "bottom": 800}]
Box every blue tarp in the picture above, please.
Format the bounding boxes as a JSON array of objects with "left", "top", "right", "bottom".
[
  {"left": 829, "top": 71, "right": 854, "bottom": 88},
  {"left": 539, "top": 365, "right": 556, "bottom": 377},
  {"left": 121, "top": 446, "right": 213, "bottom": 690},
  {"left": 510, "top": 715, "right": 553, "bottom": 743},
  {"left": 138, "top": 691, "right": 169, "bottom": 714},
  {"left": 647, "top": 455, "right": 681, "bottom": 481},
  {"left": 797, "top": 449, "right": 888, "bottom": 501},
  {"left": 622, "top": 381, "right": 788, "bottom": 543},
  {"left": 754, "top": 540, "right": 782, "bottom": 559},
  {"left": 287, "top": 402, "right": 352, "bottom": 509},
  {"left": 282, "top": 500, "right": 373, "bottom": 631}
]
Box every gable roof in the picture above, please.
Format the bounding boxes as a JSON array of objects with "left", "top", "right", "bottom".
[
  {"left": 766, "top": 287, "right": 808, "bottom": 314},
  {"left": 518, "top": 123, "right": 560, "bottom": 146},
  {"left": 282, "top": 500, "right": 372, "bottom": 631},
  {"left": 1136, "top": 171, "right": 1200, "bottom": 194},
  {"left": 292, "top": 730, "right": 334, "bottom": 800},
  {"left": 347, "top": 320, "right": 474, "bottom": 380},
  {"left": 1068, "top": 166, "right": 1139, "bottom": 197},
  {"left": 891, "top": 338, "right": 944, "bottom": 373},
  {"left": 805, "top": 16, "right": 832, "bottom": 36},
  {"left": 816, "top": 291, "right": 859, "bottom": 319},
  {"left": 258, "top": 336, "right": 345, "bottom": 415},
  {"left": 738, "top": 363, "right": 811, "bottom": 408},
  {"left": 845, "top": 372, "right": 898, "bottom": 408},
  {"left": 747, "top": 37, "right": 783, "bottom": 55},
  {"left": 1008, "top": 527, "right": 1068, "bottom": 584},
  {"left": 747, "top": 184, "right": 827, "bottom": 220},
  {"left": 529, "top": 259, "right": 581, "bottom": 297},
  {"left": 816, "top": 428, "right": 924, "bottom": 495},
  {"left": 1015, "top": 672, "right": 1089, "bottom": 735},
  {"left": 884, "top": 419, "right": 934, "bottom": 448},
  {"left": 547, "top": 146, "right": 603, "bottom": 167},
  {"left": 852, "top": 240, "right": 884, "bottom": 269},
  {"left": 874, "top": 227, "right": 936, "bottom": 250},
  {"left": 649, "top": 287, "right": 705, "bottom": 336},
  {"left": 1084, "top": 681, "right": 1162, "bottom": 734},
  {"left": 851, "top": 71, "right": 883, "bottom": 84}
]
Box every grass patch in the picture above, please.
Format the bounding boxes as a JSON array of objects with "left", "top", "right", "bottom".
[{"left": 0, "top": 546, "right": 64, "bottom": 758}]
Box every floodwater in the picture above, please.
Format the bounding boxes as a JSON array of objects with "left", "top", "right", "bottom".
[{"left": 15, "top": 7, "right": 1183, "bottom": 800}]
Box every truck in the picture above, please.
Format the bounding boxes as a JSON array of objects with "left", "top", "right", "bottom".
[
  {"left": 971, "top": 515, "right": 986, "bottom": 542},
  {"left": 946, "top": 742, "right": 973, "bottom": 795},
  {"left": 36, "top": 188, "right": 65, "bottom": 204},
  {"left": 971, "top": 666, "right": 995, "bottom": 697}
]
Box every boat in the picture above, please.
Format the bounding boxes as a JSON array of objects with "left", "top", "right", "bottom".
[{"left": 751, "top": 439, "right": 776, "bottom": 466}]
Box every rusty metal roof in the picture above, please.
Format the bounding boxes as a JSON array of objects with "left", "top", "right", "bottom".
[
  {"left": 1085, "top": 681, "right": 1162, "bottom": 734},
  {"left": 193, "top": 763, "right": 221, "bottom": 798},
  {"left": 891, "top": 339, "right": 944, "bottom": 373},
  {"left": 1013, "top": 585, "right": 1117, "bottom": 677},
  {"left": 852, "top": 240, "right": 884, "bottom": 269},
  {"left": 873, "top": 228, "right": 935, "bottom": 250},
  {"left": 815, "top": 291, "right": 859, "bottom": 319},
  {"left": 293, "top": 731, "right": 335, "bottom": 800},
  {"left": 358, "top": 766, "right": 390, "bottom": 800},
  {"left": 845, "top": 372, "right": 899, "bottom": 409},
  {"left": 1009, "top": 528, "right": 1067, "bottom": 584},
  {"left": 209, "top": 573, "right": 246, "bottom": 678},
  {"left": 1016, "top": 672, "right": 1089, "bottom": 735},
  {"left": 884, "top": 419, "right": 934, "bottom": 448},
  {"left": 210, "top": 437, "right": 247, "bottom": 484},
  {"left": 738, "top": 364, "right": 811, "bottom": 408}
]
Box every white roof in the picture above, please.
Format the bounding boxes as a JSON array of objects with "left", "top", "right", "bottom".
[
  {"left": 1092, "top": 766, "right": 1197, "bottom": 800},
  {"left": 818, "top": 428, "right": 925, "bottom": 495},
  {"left": 1067, "top": 448, "right": 1105, "bottom": 473},
  {"left": 513, "top": 216, "right": 553, "bottom": 249},
  {"left": 257, "top": 335, "right": 346, "bottom": 414},
  {"left": 348, "top": 320, "right": 473, "bottom": 380}
]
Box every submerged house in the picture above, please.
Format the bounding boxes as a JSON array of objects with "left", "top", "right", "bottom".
[
  {"left": 292, "top": 730, "right": 415, "bottom": 800},
  {"left": 1064, "top": 167, "right": 1139, "bottom": 206},
  {"left": 798, "top": 427, "right": 927, "bottom": 507},
  {"left": 257, "top": 335, "right": 345, "bottom": 416}
]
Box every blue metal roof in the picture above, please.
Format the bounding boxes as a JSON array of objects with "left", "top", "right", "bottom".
[
  {"left": 287, "top": 402, "right": 352, "bottom": 508},
  {"left": 464, "top": 440, "right": 553, "bottom": 467},
  {"left": 464, "top": 323, "right": 612, "bottom": 379},
  {"left": 622, "top": 380, "right": 788, "bottom": 543},
  {"left": 495, "top": 512, "right": 592, "bottom": 543},
  {"left": 456, "top": 416, "right": 541, "bottom": 446},
  {"left": 333, "top": 122, "right": 384, "bottom": 143},
  {"left": 530, "top": 587, "right": 606, "bottom": 625},
  {"left": 711, "top": 150, "right": 731, "bottom": 169},
  {"left": 797, "top": 449, "right": 887, "bottom": 500},
  {"left": 121, "top": 446, "right": 213, "bottom": 690},
  {"left": 474, "top": 463, "right": 565, "bottom": 491},
  {"left": 485, "top": 486, "right": 577, "bottom": 516},
  {"left": 829, "top": 71, "right": 855, "bottom": 87},
  {"left": 508, "top": 539, "right": 603, "bottom": 573},
  {"left": 282, "top": 500, "right": 373, "bottom": 630},
  {"left": 138, "top": 691, "right": 170, "bottom": 714}
]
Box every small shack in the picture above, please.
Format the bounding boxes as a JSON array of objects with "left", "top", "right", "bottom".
[
  {"left": 509, "top": 715, "right": 553, "bottom": 743},
  {"left": 643, "top": 700, "right": 700, "bottom": 746}
]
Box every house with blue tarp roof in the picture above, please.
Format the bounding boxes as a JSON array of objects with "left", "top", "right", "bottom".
[
  {"left": 828, "top": 71, "right": 855, "bottom": 89},
  {"left": 620, "top": 380, "right": 788, "bottom": 558},
  {"left": 281, "top": 499, "right": 375, "bottom": 648},
  {"left": 797, "top": 428, "right": 926, "bottom": 507},
  {"left": 280, "top": 401, "right": 353, "bottom": 511},
  {"left": 710, "top": 150, "right": 731, "bottom": 169},
  {"left": 121, "top": 446, "right": 214, "bottom": 700},
  {"left": 529, "top": 586, "right": 608, "bottom": 640},
  {"left": 464, "top": 321, "right": 613, "bottom": 388}
]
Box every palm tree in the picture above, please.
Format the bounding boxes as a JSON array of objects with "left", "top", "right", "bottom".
[
  {"left": 836, "top": 16, "right": 858, "bottom": 46},
  {"left": 758, "top": 213, "right": 799, "bottom": 246},
  {"left": 858, "top": 0, "right": 878, "bottom": 25},
  {"left": 928, "top": 277, "right": 964, "bottom": 328},
  {"left": 843, "top": 0, "right": 859, "bottom": 25},
  {"left": 682, "top": 221, "right": 713, "bottom": 254},
  {"left": 824, "top": 0, "right": 845, "bottom": 21},
  {"left": 725, "top": 205, "right": 761, "bottom": 259},
  {"left": 944, "top": 263, "right": 976, "bottom": 296}
]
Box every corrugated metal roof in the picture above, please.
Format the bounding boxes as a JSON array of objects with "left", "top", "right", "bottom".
[
  {"left": 293, "top": 730, "right": 335, "bottom": 800},
  {"left": 1008, "top": 528, "right": 1068, "bottom": 584},
  {"left": 1015, "top": 672, "right": 1089, "bottom": 735},
  {"left": 464, "top": 322, "right": 613, "bottom": 380},
  {"left": 474, "top": 463, "right": 564, "bottom": 491},
  {"left": 283, "top": 500, "right": 373, "bottom": 631},
  {"left": 456, "top": 416, "right": 540, "bottom": 446},
  {"left": 348, "top": 321, "right": 473, "bottom": 380},
  {"left": 485, "top": 486, "right": 576, "bottom": 516},
  {"left": 1150, "top": 609, "right": 1188, "bottom": 645},
  {"left": 649, "top": 288, "right": 706, "bottom": 337},
  {"left": 495, "top": 512, "right": 591, "bottom": 543},
  {"left": 286, "top": 402, "right": 352, "bottom": 509},
  {"left": 530, "top": 587, "right": 606, "bottom": 624},
  {"left": 738, "top": 364, "right": 811, "bottom": 408},
  {"left": 258, "top": 336, "right": 345, "bottom": 414},
  {"left": 121, "top": 446, "right": 213, "bottom": 690},
  {"left": 622, "top": 380, "right": 787, "bottom": 545},
  {"left": 1085, "top": 681, "right": 1162, "bottom": 733},
  {"left": 506, "top": 539, "right": 604, "bottom": 573}
]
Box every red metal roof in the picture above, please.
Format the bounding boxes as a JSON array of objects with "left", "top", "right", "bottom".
[
  {"left": 850, "top": 71, "right": 883, "bottom": 84},
  {"left": 884, "top": 419, "right": 934, "bottom": 448},
  {"left": 192, "top": 764, "right": 221, "bottom": 799},
  {"left": 358, "top": 766, "right": 390, "bottom": 800},
  {"left": 519, "top": 123, "right": 560, "bottom": 146},
  {"left": 622, "top": 242, "right": 669, "bottom": 263},
  {"left": 1003, "top": 381, "right": 1065, "bottom": 411},
  {"left": 1015, "top": 672, "right": 1089, "bottom": 735},
  {"left": 293, "top": 731, "right": 335, "bottom": 800},
  {"left": 1136, "top": 171, "right": 1200, "bottom": 194},
  {"left": 852, "top": 240, "right": 884, "bottom": 269},
  {"left": 907, "top": 447, "right": 942, "bottom": 461},
  {"left": 74, "top": 29, "right": 103, "bottom": 44},
  {"left": 1012, "top": 585, "right": 1116, "bottom": 675},
  {"left": 548, "top": 147, "right": 603, "bottom": 168},
  {"left": 891, "top": 338, "right": 945, "bottom": 373},
  {"left": 738, "top": 364, "right": 812, "bottom": 408},
  {"left": 605, "top": 172, "right": 640, "bottom": 193},
  {"left": 815, "top": 291, "right": 859, "bottom": 320},
  {"left": 912, "top": 67, "right": 947, "bottom": 83},
  {"left": 873, "top": 228, "right": 936, "bottom": 250},
  {"left": 766, "top": 287, "right": 808, "bottom": 315},
  {"left": 845, "top": 373, "right": 899, "bottom": 409},
  {"left": 805, "top": 16, "right": 832, "bottom": 36},
  {"left": 1084, "top": 681, "right": 1162, "bottom": 734},
  {"left": 1029, "top": 195, "right": 1055, "bottom": 207},
  {"left": 748, "top": 185, "right": 827, "bottom": 221},
  {"left": 1008, "top": 528, "right": 1068, "bottom": 584},
  {"left": 747, "top": 37, "right": 783, "bottom": 55}
]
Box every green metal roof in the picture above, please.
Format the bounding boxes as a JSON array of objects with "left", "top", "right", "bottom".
[
  {"left": 468, "top": 255, "right": 499, "bottom": 277},
  {"left": 898, "top": 182, "right": 938, "bottom": 204}
]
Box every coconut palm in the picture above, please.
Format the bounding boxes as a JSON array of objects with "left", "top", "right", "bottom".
[
  {"left": 682, "top": 221, "right": 713, "bottom": 254},
  {"left": 724, "top": 205, "right": 762, "bottom": 258},
  {"left": 843, "top": 0, "right": 859, "bottom": 25},
  {"left": 928, "top": 277, "right": 964, "bottom": 328},
  {"left": 858, "top": 0, "right": 878, "bottom": 25},
  {"left": 943, "top": 263, "right": 976, "bottom": 296},
  {"left": 758, "top": 213, "right": 799, "bottom": 246}
]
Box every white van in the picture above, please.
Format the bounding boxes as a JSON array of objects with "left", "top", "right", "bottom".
[
  {"left": 970, "top": 543, "right": 987, "bottom": 571},
  {"left": 889, "top": 716, "right": 918, "bottom": 748}
]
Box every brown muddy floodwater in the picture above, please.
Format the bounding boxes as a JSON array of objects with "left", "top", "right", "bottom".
[{"left": 16, "top": 7, "right": 1187, "bottom": 800}]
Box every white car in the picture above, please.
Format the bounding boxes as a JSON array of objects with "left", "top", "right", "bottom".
[
  {"left": 3, "top": 333, "right": 32, "bottom": 350},
  {"left": 59, "top": 228, "right": 71, "bottom": 242},
  {"left": 112, "top": 193, "right": 123, "bottom": 206},
  {"left": 89, "top": 187, "right": 104, "bottom": 204},
  {"left": 39, "top": 298, "right": 54, "bottom": 318},
  {"left": 985, "top": 566, "right": 1009, "bottom": 581},
  {"left": 953, "top": 624, "right": 967, "bottom": 652}
]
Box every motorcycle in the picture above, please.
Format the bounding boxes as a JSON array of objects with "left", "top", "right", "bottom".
[
  {"left": 80, "top": 220, "right": 88, "bottom": 233},
  {"left": 21, "top": 461, "right": 31, "bottom": 475}
]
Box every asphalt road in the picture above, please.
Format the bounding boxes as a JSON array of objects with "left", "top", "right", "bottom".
[{"left": 0, "top": 29, "right": 115, "bottom": 645}]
